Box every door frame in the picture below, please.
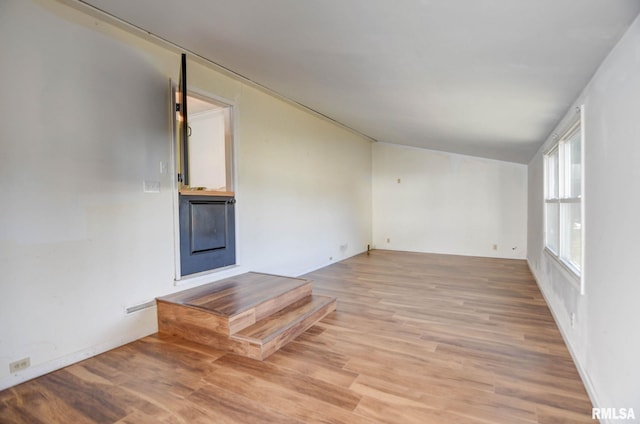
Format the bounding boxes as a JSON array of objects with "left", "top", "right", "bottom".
[{"left": 170, "top": 83, "right": 240, "bottom": 284}]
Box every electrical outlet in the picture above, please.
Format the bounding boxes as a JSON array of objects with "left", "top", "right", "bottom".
[
  {"left": 9, "top": 357, "right": 30, "bottom": 373},
  {"left": 143, "top": 180, "right": 160, "bottom": 193},
  {"left": 386, "top": 238, "right": 391, "bottom": 243},
  {"left": 492, "top": 244, "right": 498, "bottom": 250}
]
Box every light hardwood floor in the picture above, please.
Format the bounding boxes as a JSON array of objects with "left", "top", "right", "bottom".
[{"left": 0, "top": 250, "right": 593, "bottom": 423}]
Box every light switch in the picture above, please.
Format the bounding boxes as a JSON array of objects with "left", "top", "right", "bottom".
[{"left": 159, "top": 161, "right": 169, "bottom": 175}]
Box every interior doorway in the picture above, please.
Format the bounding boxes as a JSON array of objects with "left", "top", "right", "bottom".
[{"left": 175, "top": 86, "right": 236, "bottom": 278}]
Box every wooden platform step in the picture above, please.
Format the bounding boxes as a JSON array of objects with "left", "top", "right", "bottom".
[
  {"left": 156, "top": 272, "right": 336, "bottom": 360},
  {"left": 157, "top": 272, "right": 313, "bottom": 335}
]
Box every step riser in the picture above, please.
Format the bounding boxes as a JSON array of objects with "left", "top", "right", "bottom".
[
  {"left": 257, "top": 298, "right": 336, "bottom": 360},
  {"left": 158, "top": 301, "right": 230, "bottom": 335},
  {"left": 229, "top": 282, "right": 312, "bottom": 334},
  {"left": 158, "top": 298, "right": 336, "bottom": 360},
  {"left": 157, "top": 306, "right": 261, "bottom": 358}
]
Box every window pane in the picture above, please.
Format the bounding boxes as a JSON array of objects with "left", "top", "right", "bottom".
[
  {"left": 565, "top": 130, "right": 581, "bottom": 198},
  {"left": 545, "top": 202, "right": 559, "bottom": 254},
  {"left": 560, "top": 202, "right": 582, "bottom": 271},
  {"left": 546, "top": 148, "right": 558, "bottom": 199},
  {"left": 543, "top": 118, "right": 582, "bottom": 277}
]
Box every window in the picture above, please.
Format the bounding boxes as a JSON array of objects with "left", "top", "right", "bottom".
[{"left": 544, "top": 109, "right": 583, "bottom": 277}]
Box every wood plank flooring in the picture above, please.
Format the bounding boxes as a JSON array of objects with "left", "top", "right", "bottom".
[{"left": 0, "top": 250, "right": 594, "bottom": 423}]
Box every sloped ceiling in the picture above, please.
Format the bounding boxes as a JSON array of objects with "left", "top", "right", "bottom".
[{"left": 78, "top": 0, "right": 640, "bottom": 163}]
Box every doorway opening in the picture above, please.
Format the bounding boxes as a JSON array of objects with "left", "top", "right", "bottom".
[
  {"left": 182, "top": 94, "right": 234, "bottom": 194},
  {"left": 174, "top": 85, "right": 236, "bottom": 278}
]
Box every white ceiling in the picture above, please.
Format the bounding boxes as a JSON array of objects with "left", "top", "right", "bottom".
[{"left": 79, "top": 0, "right": 640, "bottom": 163}]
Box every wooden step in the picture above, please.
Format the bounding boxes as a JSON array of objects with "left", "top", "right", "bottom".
[
  {"left": 156, "top": 272, "right": 336, "bottom": 360},
  {"left": 157, "top": 272, "right": 312, "bottom": 335},
  {"left": 230, "top": 295, "right": 337, "bottom": 360}
]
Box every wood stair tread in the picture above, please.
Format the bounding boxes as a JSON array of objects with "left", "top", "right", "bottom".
[
  {"left": 231, "top": 295, "right": 336, "bottom": 345},
  {"left": 157, "top": 272, "right": 311, "bottom": 318}
]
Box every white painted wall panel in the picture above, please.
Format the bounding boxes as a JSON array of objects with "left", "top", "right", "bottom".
[
  {"left": 188, "top": 109, "right": 227, "bottom": 190},
  {"left": 0, "top": 0, "right": 371, "bottom": 389},
  {"left": 373, "top": 143, "right": 527, "bottom": 259},
  {"left": 527, "top": 14, "right": 640, "bottom": 418}
]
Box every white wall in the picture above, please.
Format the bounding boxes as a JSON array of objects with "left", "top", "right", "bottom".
[
  {"left": 188, "top": 109, "right": 227, "bottom": 190},
  {"left": 0, "top": 0, "right": 372, "bottom": 389},
  {"left": 373, "top": 143, "right": 527, "bottom": 259},
  {"left": 527, "top": 14, "right": 640, "bottom": 420},
  {"left": 237, "top": 89, "right": 373, "bottom": 275}
]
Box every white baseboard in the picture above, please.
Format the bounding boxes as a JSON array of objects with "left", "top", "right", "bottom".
[
  {"left": 527, "top": 259, "right": 604, "bottom": 423},
  {"left": 295, "top": 250, "right": 367, "bottom": 277}
]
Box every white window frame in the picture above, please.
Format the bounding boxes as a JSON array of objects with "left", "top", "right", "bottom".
[{"left": 544, "top": 106, "right": 585, "bottom": 294}]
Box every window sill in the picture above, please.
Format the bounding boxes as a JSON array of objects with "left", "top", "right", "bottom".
[
  {"left": 174, "top": 263, "right": 242, "bottom": 287},
  {"left": 179, "top": 188, "right": 234, "bottom": 197}
]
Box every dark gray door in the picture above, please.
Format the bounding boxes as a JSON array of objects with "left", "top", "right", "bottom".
[{"left": 179, "top": 195, "right": 236, "bottom": 276}]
